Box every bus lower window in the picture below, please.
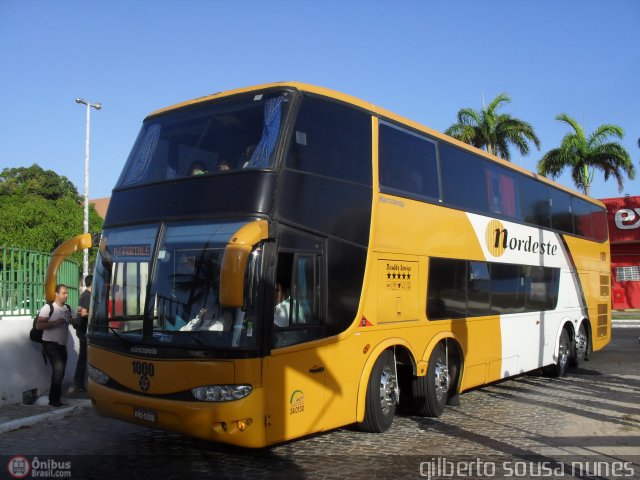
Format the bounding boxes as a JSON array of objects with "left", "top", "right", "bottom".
[
  {"left": 491, "top": 263, "right": 525, "bottom": 314},
  {"left": 524, "top": 266, "right": 559, "bottom": 311},
  {"left": 428, "top": 258, "right": 561, "bottom": 320},
  {"left": 427, "top": 258, "right": 467, "bottom": 320},
  {"left": 468, "top": 261, "right": 491, "bottom": 317}
]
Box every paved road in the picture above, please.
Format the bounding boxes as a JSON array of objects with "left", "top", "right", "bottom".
[{"left": 2, "top": 328, "right": 639, "bottom": 479}]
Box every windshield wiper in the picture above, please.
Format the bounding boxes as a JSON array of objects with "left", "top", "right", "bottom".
[
  {"left": 174, "top": 331, "right": 210, "bottom": 348},
  {"left": 109, "top": 327, "right": 133, "bottom": 346}
]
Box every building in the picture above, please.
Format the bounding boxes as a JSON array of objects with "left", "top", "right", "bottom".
[
  {"left": 90, "top": 197, "right": 110, "bottom": 219},
  {"left": 600, "top": 195, "right": 640, "bottom": 310}
]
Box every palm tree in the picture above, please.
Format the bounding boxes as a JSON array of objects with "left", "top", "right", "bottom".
[
  {"left": 537, "top": 114, "right": 635, "bottom": 196},
  {"left": 445, "top": 93, "right": 541, "bottom": 161}
]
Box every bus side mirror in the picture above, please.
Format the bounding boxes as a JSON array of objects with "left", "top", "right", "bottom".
[
  {"left": 45, "top": 233, "right": 94, "bottom": 302},
  {"left": 220, "top": 220, "right": 268, "bottom": 307}
]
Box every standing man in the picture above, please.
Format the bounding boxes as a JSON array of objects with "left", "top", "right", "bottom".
[
  {"left": 73, "top": 275, "right": 92, "bottom": 391},
  {"left": 36, "top": 284, "right": 72, "bottom": 407}
]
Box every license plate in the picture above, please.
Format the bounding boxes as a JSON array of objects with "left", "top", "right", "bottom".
[{"left": 133, "top": 407, "right": 157, "bottom": 423}]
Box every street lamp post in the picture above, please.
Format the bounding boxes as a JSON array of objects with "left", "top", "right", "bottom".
[{"left": 75, "top": 98, "right": 102, "bottom": 281}]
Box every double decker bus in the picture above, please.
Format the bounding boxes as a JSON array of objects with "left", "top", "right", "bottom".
[{"left": 50, "top": 83, "right": 610, "bottom": 447}]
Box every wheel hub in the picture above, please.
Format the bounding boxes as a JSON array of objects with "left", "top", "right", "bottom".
[
  {"left": 576, "top": 330, "right": 587, "bottom": 358},
  {"left": 434, "top": 360, "right": 450, "bottom": 401},
  {"left": 379, "top": 365, "right": 398, "bottom": 415},
  {"left": 559, "top": 337, "right": 570, "bottom": 367}
]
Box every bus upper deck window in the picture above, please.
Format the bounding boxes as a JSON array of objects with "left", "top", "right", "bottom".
[{"left": 116, "top": 93, "right": 290, "bottom": 188}]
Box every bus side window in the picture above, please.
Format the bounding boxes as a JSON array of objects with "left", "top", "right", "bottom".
[
  {"left": 427, "top": 258, "right": 467, "bottom": 320},
  {"left": 440, "top": 143, "right": 488, "bottom": 212},
  {"left": 286, "top": 95, "right": 371, "bottom": 185},
  {"left": 292, "top": 254, "right": 320, "bottom": 324},
  {"left": 485, "top": 165, "right": 519, "bottom": 218},
  {"left": 273, "top": 252, "right": 322, "bottom": 348},
  {"left": 379, "top": 122, "right": 439, "bottom": 200}
]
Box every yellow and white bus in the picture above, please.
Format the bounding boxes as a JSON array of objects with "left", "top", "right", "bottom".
[{"left": 51, "top": 83, "right": 610, "bottom": 447}]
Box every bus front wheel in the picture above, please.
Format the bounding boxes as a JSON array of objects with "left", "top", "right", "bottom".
[{"left": 359, "top": 350, "right": 397, "bottom": 433}]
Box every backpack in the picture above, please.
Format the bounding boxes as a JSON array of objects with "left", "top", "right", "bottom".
[
  {"left": 30, "top": 303, "right": 52, "bottom": 343},
  {"left": 29, "top": 302, "right": 72, "bottom": 343}
]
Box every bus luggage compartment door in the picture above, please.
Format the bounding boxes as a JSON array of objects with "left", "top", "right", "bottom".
[{"left": 264, "top": 347, "right": 327, "bottom": 444}]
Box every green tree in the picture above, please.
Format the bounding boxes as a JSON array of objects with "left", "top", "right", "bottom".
[
  {"left": 0, "top": 164, "right": 103, "bottom": 266},
  {"left": 445, "top": 93, "right": 541, "bottom": 161},
  {"left": 0, "top": 164, "right": 80, "bottom": 201},
  {"left": 537, "top": 114, "right": 635, "bottom": 196}
]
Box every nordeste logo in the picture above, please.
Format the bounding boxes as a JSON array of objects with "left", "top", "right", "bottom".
[{"left": 485, "top": 220, "right": 558, "bottom": 258}]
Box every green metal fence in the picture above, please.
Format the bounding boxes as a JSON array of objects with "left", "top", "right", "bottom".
[{"left": 0, "top": 246, "right": 80, "bottom": 317}]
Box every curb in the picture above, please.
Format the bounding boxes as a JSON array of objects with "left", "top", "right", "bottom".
[
  {"left": 612, "top": 319, "right": 640, "bottom": 328},
  {"left": 0, "top": 400, "right": 91, "bottom": 434}
]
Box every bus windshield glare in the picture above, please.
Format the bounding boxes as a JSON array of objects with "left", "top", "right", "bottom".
[
  {"left": 116, "top": 91, "right": 292, "bottom": 188},
  {"left": 89, "top": 221, "right": 262, "bottom": 351}
]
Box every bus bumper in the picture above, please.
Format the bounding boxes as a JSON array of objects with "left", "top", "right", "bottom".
[{"left": 88, "top": 381, "right": 268, "bottom": 448}]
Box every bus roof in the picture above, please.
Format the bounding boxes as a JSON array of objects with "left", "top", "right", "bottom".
[{"left": 146, "top": 81, "right": 604, "bottom": 208}]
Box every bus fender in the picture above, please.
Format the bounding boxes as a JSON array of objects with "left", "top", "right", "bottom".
[
  {"left": 355, "top": 337, "right": 415, "bottom": 423},
  {"left": 417, "top": 332, "right": 464, "bottom": 397},
  {"left": 418, "top": 332, "right": 460, "bottom": 366}
]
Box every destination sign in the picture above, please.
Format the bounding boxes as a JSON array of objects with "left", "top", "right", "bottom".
[{"left": 111, "top": 244, "right": 151, "bottom": 258}]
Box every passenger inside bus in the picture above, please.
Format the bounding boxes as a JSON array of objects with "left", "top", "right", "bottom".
[
  {"left": 188, "top": 161, "right": 208, "bottom": 176},
  {"left": 216, "top": 158, "right": 231, "bottom": 171},
  {"left": 399, "top": 160, "right": 423, "bottom": 193},
  {"left": 238, "top": 144, "right": 256, "bottom": 169}
]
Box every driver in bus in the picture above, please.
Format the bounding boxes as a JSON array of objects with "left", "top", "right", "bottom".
[
  {"left": 180, "top": 306, "right": 233, "bottom": 332},
  {"left": 274, "top": 278, "right": 305, "bottom": 328}
]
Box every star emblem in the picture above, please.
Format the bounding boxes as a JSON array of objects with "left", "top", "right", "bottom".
[{"left": 139, "top": 375, "right": 150, "bottom": 392}]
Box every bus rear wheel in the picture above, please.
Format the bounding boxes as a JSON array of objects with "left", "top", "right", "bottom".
[
  {"left": 572, "top": 322, "right": 588, "bottom": 366},
  {"left": 359, "top": 350, "right": 397, "bottom": 432},
  {"left": 413, "top": 342, "right": 451, "bottom": 417},
  {"left": 544, "top": 328, "right": 572, "bottom": 377}
]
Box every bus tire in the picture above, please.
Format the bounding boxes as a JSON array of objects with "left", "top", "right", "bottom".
[
  {"left": 572, "top": 322, "right": 588, "bottom": 366},
  {"left": 544, "top": 328, "right": 572, "bottom": 377},
  {"left": 359, "top": 350, "right": 397, "bottom": 433},
  {"left": 413, "top": 342, "right": 450, "bottom": 417}
]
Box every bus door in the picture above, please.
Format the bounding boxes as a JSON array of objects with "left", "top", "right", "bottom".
[{"left": 265, "top": 233, "right": 327, "bottom": 443}]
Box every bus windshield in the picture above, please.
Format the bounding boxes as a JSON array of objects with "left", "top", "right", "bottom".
[
  {"left": 89, "top": 221, "right": 262, "bottom": 351},
  {"left": 116, "top": 90, "right": 292, "bottom": 188}
]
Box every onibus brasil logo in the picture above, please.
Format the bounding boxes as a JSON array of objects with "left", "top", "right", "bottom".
[
  {"left": 7, "top": 456, "right": 72, "bottom": 478},
  {"left": 7, "top": 456, "right": 30, "bottom": 479}
]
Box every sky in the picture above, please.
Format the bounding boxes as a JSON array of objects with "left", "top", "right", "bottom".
[{"left": 0, "top": 0, "right": 638, "bottom": 201}]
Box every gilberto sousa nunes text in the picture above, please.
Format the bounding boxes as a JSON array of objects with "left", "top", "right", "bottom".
[{"left": 418, "top": 457, "right": 636, "bottom": 479}]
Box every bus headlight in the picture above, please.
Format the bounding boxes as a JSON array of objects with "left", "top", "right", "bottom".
[
  {"left": 88, "top": 365, "right": 110, "bottom": 385},
  {"left": 191, "top": 384, "right": 252, "bottom": 402}
]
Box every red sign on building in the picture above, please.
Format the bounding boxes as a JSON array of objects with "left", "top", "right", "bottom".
[{"left": 600, "top": 196, "right": 640, "bottom": 310}]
